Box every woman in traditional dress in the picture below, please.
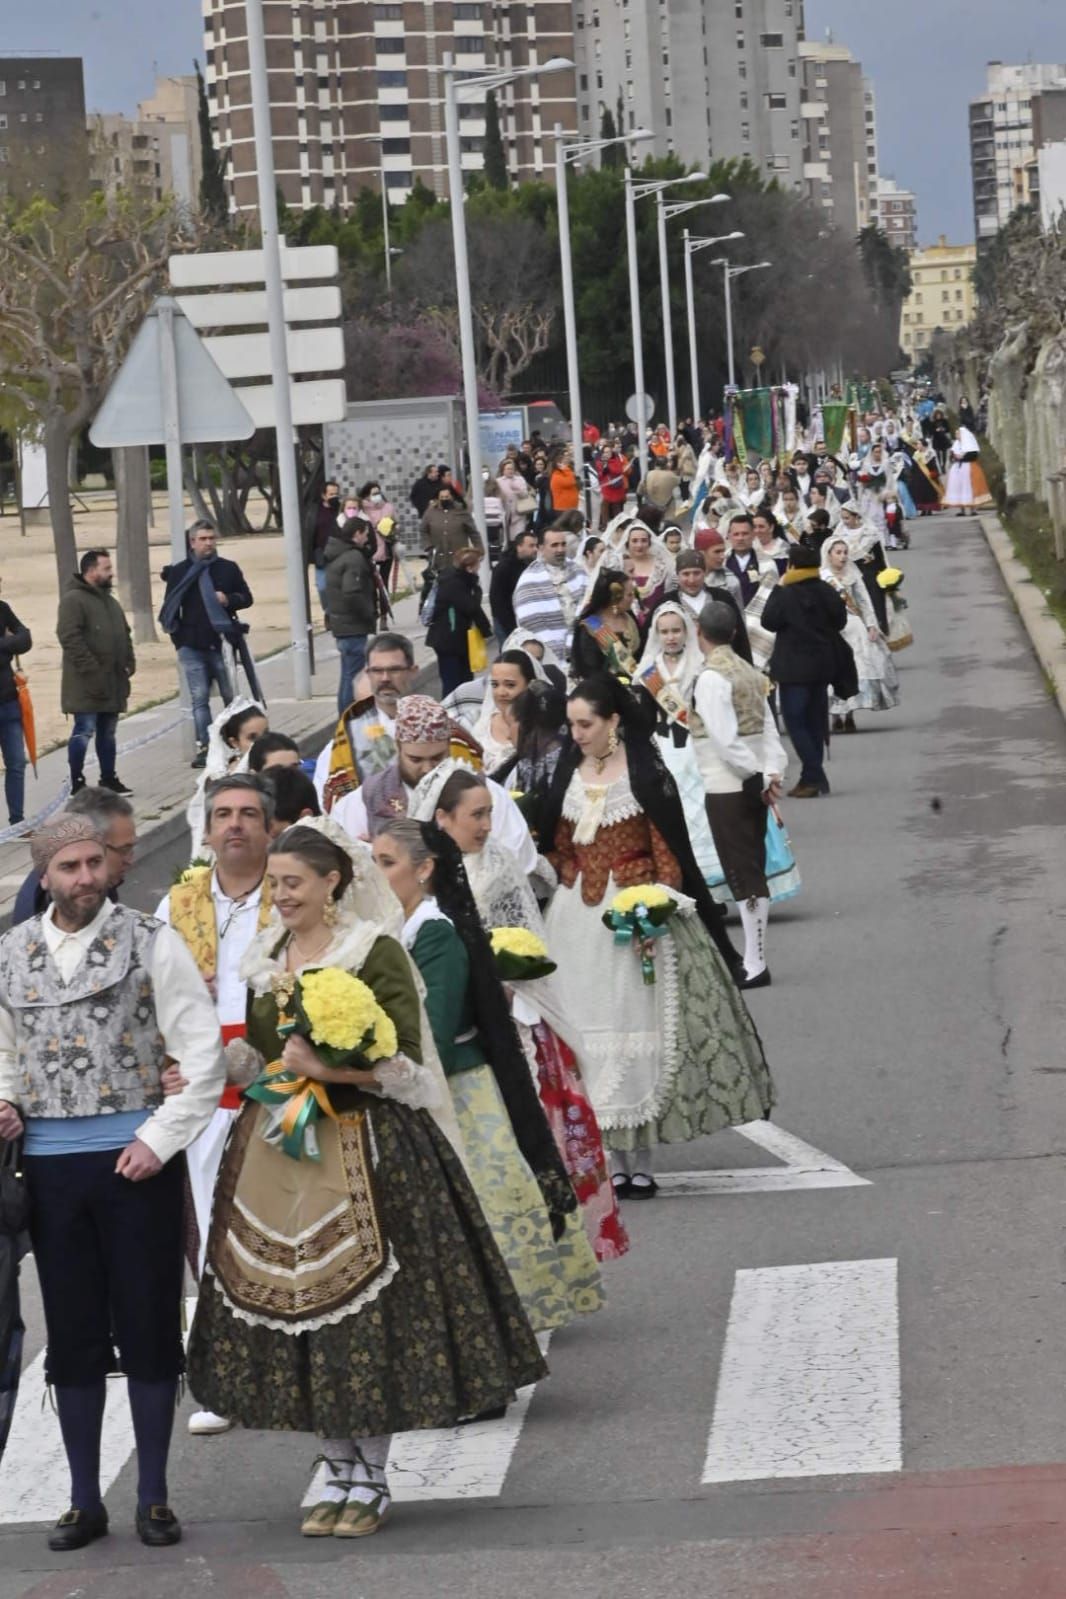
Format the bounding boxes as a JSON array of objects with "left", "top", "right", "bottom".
[
  {"left": 186, "top": 820, "right": 546, "bottom": 1539},
  {"left": 625, "top": 523, "right": 677, "bottom": 627},
  {"left": 500, "top": 627, "right": 567, "bottom": 692},
  {"left": 491, "top": 681, "right": 570, "bottom": 844},
  {"left": 186, "top": 697, "right": 268, "bottom": 857},
  {"left": 570, "top": 568, "right": 644, "bottom": 684},
  {"left": 371, "top": 818, "right": 604, "bottom": 1329},
  {"left": 411, "top": 768, "right": 630, "bottom": 1262},
  {"left": 469, "top": 650, "right": 538, "bottom": 775},
  {"left": 539, "top": 674, "right": 773, "bottom": 1199},
  {"left": 945, "top": 427, "right": 993, "bottom": 517},
  {"left": 820, "top": 532, "right": 899, "bottom": 730},
  {"left": 633, "top": 601, "right": 727, "bottom": 897}
]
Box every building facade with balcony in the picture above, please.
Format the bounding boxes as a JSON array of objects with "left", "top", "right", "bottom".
[
  {"left": 0, "top": 56, "right": 87, "bottom": 199},
  {"left": 89, "top": 75, "right": 202, "bottom": 207},
  {"left": 969, "top": 60, "right": 1066, "bottom": 251},
  {"left": 798, "top": 37, "right": 879, "bottom": 239},
  {"left": 870, "top": 176, "right": 916, "bottom": 251},
  {"left": 898, "top": 237, "right": 976, "bottom": 364}
]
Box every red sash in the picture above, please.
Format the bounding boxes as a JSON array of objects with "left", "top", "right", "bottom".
[{"left": 219, "top": 1021, "right": 247, "bottom": 1110}]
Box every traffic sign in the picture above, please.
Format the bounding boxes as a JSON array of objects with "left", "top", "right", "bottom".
[
  {"left": 89, "top": 298, "right": 256, "bottom": 448},
  {"left": 169, "top": 245, "right": 339, "bottom": 288},
  {"left": 626, "top": 392, "right": 655, "bottom": 424}
]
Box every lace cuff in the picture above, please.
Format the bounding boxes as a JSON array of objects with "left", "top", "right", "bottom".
[
  {"left": 223, "top": 1038, "right": 265, "bottom": 1088},
  {"left": 372, "top": 1053, "right": 441, "bottom": 1112}
]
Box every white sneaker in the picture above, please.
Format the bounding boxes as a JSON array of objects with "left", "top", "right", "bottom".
[{"left": 187, "top": 1409, "right": 233, "bottom": 1436}]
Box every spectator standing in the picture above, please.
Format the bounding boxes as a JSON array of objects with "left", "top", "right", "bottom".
[
  {"left": 160, "top": 523, "right": 254, "bottom": 770},
  {"left": 409, "top": 464, "right": 440, "bottom": 518},
  {"left": 496, "top": 458, "right": 533, "bottom": 542},
  {"left": 309, "top": 479, "right": 340, "bottom": 610},
  {"left": 420, "top": 483, "right": 482, "bottom": 566},
  {"left": 489, "top": 528, "right": 538, "bottom": 647},
  {"left": 0, "top": 585, "right": 31, "bottom": 824},
  {"left": 358, "top": 480, "right": 398, "bottom": 591},
  {"left": 512, "top": 525, "right": 587, "bottom": 665},
  {"left": 549, "top": 447, "right": 581, "bottom": 513},
  {"left": 323, "top": 512, "right": 378, "bottom": 714},
  {"left": 426, "top": 547, "right": 492, "bottom": 696},
  {"left": 597, "top": 444, "right": 630, "bottom": 530},
  {"left": 57, "top": 549, "right": 135, "bottom": 796}
]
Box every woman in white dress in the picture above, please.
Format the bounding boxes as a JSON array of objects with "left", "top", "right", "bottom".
[
  {"left": 820, "top": 532, "right": 899, "bottom": 730},
  {"left": 944, "top": 427, "right": 993, "bottom": 517}
]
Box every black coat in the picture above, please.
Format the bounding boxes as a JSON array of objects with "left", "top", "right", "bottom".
[
  {"left": 761, "top": 571, "right": 848, "bottom": 686},
  {"left": 427, "top": 568, "right": 491, "bottom": 660},
  {"left": 323, "top": 535, "right": 378, "bottom": 637},
  {"left": 0, "top": 601, "right": 30, "bottom": 705},
  {"left": 160, "top": 555, "right": 253, "bottom": 653},
  {"left": 488, "top": 547, "right": 533, "bottom": 636}
]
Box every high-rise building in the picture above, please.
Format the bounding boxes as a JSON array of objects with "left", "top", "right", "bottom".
[
  {"left": 969, "top": 60, "right": 1066, "bottom": 249},
  {"left": 871, "top": 176, "right": 916, "bottom": 251},
  {"left": 0, "top": 56, "right": 87, "bottom": 199},
  {"left": 574, "top": 0, "right": 805, "bottom": 188},
  {"left": 203, "top": 0, "right": 578, "bottom": 212},
  {"left": 798, "top": 37, "right": 878, "bottom": 237},
  {"left": 898, "top": 237, "right": 976, "bottom": 364},
  {"left": 89, "top": 75, "right": 202, "bottom": 207},
  {"left": 1028, "top": 85, "right": 1066, "bottom": 229}
]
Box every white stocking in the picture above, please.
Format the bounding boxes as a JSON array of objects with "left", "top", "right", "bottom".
[
  {"left": 314, "top": 1440, "right": 355, "bottom": 1504},
  {"left": 349, "top": 1433, "right": 392, "bottom": 1507},
  {"left": 611, "top": 1147, "right": 654, "bottom": 1177},
  {"left": 739, "top": 896, "right": 770, "bottom": 978}
]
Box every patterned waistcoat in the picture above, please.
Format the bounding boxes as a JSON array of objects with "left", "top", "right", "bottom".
[
  {"left": 0, "top": 907, "right": 167, "bottom": 1119},
  {"left": 701, "top": 646, "right": 767, "bottom": 736}
]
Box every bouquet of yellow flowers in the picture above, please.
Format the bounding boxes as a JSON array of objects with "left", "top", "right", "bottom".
[
  {"left": 246, "top": 968, "right": 398, "bottom": 1160},
  {"left": 489, "top": 926, "right": 557, "bottom": 981},
  {"left": 602, "top": 884, "right": 677, "bottom": 985}
]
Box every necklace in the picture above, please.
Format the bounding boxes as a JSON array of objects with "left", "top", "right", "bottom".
[
  {"left": 590, "top": 749, "right": 614, "bottom": 775},
  {"left": 288, "top": 930, "right": 334, "bottom": 969}
]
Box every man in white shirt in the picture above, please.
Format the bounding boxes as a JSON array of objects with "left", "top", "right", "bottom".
[
  {"left": 0, "top": 813, "right": 223, "bottom": 1553},
  {"left": 155, "top": 773, "right": 274, "bottom": 1437},
  {"left": 333, "top": 693, "right": 537, "bottom": 875},
  {"left": 692, "top": 601, "right": 787, "bottom": 991}
]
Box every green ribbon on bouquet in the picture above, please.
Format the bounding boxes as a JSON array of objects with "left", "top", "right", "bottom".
[{"left": 603, "top": 904, "right": 669, "bottom": 985}]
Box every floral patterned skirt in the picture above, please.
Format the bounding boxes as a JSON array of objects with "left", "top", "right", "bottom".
[
  {"left": 450, "top": 1064, "right": 605, "bottom": 1331},
  {"left": 530, "top": 1023, "right": 630, "bottom": 1263},
  {"left": 186, "top": 1097, "right": 547, "bottom": 1438}
]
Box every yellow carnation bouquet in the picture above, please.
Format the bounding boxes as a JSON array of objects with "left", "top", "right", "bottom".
[
  {"left": 602, "top": 884, "right": 677, "bottom": 985},
  {"left": 489, "top": 926, "right": 557, "bottom": 981},
  {"left": 246, "top": 968, "right": 398, "bottom": 1160}
]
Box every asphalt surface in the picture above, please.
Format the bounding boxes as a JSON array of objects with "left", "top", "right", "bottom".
[{"left": 3, "top": 510, "right": 1066, "bottom": 1597}]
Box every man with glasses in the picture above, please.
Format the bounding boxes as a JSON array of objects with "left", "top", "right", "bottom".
[
  {"left": 154, "top": 774, "right": 275, "bottom": 1437},
  {"left": 159, "top": 522, "right": 254, "bottom": 771},
  {"left": 12, "top": 787, "right": 136, "bottom": 925},
  {"left": 313, "top": 630, "right": 418, "bottom": 811}
]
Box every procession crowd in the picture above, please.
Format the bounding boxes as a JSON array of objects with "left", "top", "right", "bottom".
[{"left": 0, "top": 383, "right": 985, "bottom": 1556}]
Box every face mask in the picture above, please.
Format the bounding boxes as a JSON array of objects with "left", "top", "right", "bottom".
[{"left": 370, "top": 492, "right": 383, "bottom": 504}]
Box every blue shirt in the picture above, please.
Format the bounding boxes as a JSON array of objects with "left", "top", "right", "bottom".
[{"left": 23, "top": 1109, "right": 148, "bottom": 1157}]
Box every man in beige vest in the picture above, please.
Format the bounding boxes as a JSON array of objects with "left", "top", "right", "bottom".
[{"left": 692, "top": 601, "right": 787, "bottom": 990}]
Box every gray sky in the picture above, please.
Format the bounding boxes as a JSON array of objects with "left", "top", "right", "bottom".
[
  {"left": 805, "top": 0, "right": 1066, "bottom": 245},
  {"left": 6, "top": 1, "right": 1064, "bottom": 245}
]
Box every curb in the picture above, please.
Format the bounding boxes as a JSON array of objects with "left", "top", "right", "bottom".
[{"left": 979, "top": 512, "right": 1066, "bottom": 724}]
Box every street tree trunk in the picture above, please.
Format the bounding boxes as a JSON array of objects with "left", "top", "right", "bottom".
[
  {"left": 113, "top": 446, "right": 158, "bottom": 643},
  {"left": 44, "top": 411, "right": 78, "bottom": 585}
]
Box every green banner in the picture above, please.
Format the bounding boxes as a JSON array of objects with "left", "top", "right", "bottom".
[
  {"left": 733, "top": 388, "right": 773, "bottom": 460},
  {"left": 821, "top": 402, "right": 852, "bottom": 457}
]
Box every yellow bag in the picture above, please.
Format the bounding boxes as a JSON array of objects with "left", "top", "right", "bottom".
[{"left": 467, "top": 625, "right": 488, "bottom": 673}]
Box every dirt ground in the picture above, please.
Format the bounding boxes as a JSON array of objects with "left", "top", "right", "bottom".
[{"left": 0, "top": 492, "right": 332, "bottom": 755}]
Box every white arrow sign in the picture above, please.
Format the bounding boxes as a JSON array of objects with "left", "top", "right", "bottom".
[{"left": 655, "top": 1121, "right": 870, "bottom": 1196}]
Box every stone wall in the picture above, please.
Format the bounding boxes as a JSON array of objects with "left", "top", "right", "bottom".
[{"left": 984, "top": 323, "right": 1066, "bottom": 500}]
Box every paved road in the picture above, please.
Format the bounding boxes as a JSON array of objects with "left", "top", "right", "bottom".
[{"left": 3, "top": 512, "right": 1066, "bottom": 1597}]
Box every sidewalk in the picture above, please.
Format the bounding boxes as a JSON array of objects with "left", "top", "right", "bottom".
[{"left": 0, "top": 589, "right": 432, "bottom": 923}]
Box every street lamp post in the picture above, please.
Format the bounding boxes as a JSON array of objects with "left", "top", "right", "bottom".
[
  {"left": 714, "top": 259, "right": 772, "bottom": 389},
  {"left": 625, "top": 171, "right": 707, "bottom": 479},
  {"left": 656, "top": 192, "right": 730, "bottom": 438},
  {"left": 683, "top": 231, "right": 744, "bottom": 418},
  {"left": 443, "top": 54, "right": 572, "bottom": 587}
]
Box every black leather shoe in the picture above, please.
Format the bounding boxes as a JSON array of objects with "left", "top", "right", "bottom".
[
  {"left": 48, "top": 1505, "right": 109, "bottom": 1552},
  {"left": 611, "top": 1172, "right": 633, "bottom": 1199},
  {"left": 627, "top": 1174, "right": 659, "bottom": 1200},
  {"left": 739, "top": 968, "right": 772, "bottom": 990},
  {"left": 135, "top": 1504, "right": 182, "bottom": 1547}
]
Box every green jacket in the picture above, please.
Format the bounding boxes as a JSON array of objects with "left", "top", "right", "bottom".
[
  {"left": 411, "top": 918, "right": 485, "bottom": 1077},
  {"left": 56, "top": 574, "right": 136, "bottom": 714}
]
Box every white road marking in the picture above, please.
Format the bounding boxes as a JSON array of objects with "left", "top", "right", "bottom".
[
  {"left": 302, "top": 1334, "right": 551, "bottom": 1506},
  {"left": 702, "top": 1258, "right": 902, "bottom": 1483},
  {"left": 656, "top": 1120, "right": 870, "bottom": 1196},
  {"left": 0, "top": 1350, "right": 135, "bottom": 1523}
]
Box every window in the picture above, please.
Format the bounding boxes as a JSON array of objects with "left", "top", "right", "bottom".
[
  {"left": 766, "top": 92, "right": 786, "bottom": 109},
  {"left": 579, "top": 72, "right": 588, "bottom": 90},
  {"left": 665, "top": 107, "right": 672, "bottom": 126},
  {"left": 454, "top": 37, "right": 485, "bottom": 52},
  {"left": 955, "top": 289, "right": 963, "bottom": 301},
  {"left": 376, "top": 36, "right": 405, "bottom": 50},
  {"left": 739, "top": 91, "right": 748, "bottom": 110},
  {"left": 0, "top": 83, "right": 5, "bottom": 96},
  {"left": 374, "top": 4, "right": 404, "bottom": 15},
  {"left": 377, "top": 70, "right": 407, "bottom": 85},
  {"left": 384, "top": 171, "right": 408, "bottom": 189},
  {"left": 596, "top": 71, "right": 603, "bottom": 88},
  {"left": 32, "top": 79, "right": 40, "bottom": 90},
  {"left": 459, "top": 136, "right": 483, "bottom": 152},
  {"left": 734, "top": 0, "right": 743, "bottom": 13},
  {"left": 16, "top": 80, "right": 25, "bottom": 91},
  {"left": 954, "top": 267, "right": 961, "bottom": 279},
  {"left": 738, "top": 61, "right": 746, "bottom": 79},
  {"left": 736, "top": 32, "right": 745, "bottom": 49},
  {"left": 381, "top": 137, "right": 410, "bottom": 153},
  {"left": 18, "top": 112, "right": 27, "bottom": 124},
  {"left": 0, "top": 115, "right": 5, "bottom": 129},
  {"left": 741, "top": 121, "right": 750, "bottom": 140},
  {"left": 0, "top": 148, "right": 7, "bottom": 164},
  {"left": 454, "top": 1, "right": 483, "bottom": 13},
  {"left": 379, "top": 103, "right": 408, "bottom": 119},
  {"left": 34, "top": 111, "right": 42, "bottom": 123},
  {"left": 759, "top": 32, "right": 783, "bottom": 47}
]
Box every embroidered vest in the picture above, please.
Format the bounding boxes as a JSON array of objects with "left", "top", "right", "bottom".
[
  {"left": 0, "top": 908, "right": 167, "bottom": 1119},
  {"left": 360, "top": 762, "right": 411, "bottom": 838},
  {"left": 702, "top": 646, "right": 767, "bottom": 736},
  {"left": 168, "top": 868, "right": 273, "bottom": 982},
  {"left": 322, "top": 699, "right": 397, "bottom": 814}
]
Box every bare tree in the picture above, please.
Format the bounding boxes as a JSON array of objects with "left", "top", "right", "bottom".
[{"left": 0, "top": 189, "right": 197, "bottom": 585}]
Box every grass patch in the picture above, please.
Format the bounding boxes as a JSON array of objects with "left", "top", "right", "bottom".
[{"left": 983, "top": 440, "right": 1066, "bottom": 633}]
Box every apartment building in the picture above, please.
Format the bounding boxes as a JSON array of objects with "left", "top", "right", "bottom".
[
  {"left": 798, "top": 37, "right": 878, "bottom": 237},
  {"left": 969, "top": 60, "right": 1066, "bottom": 249},
  {"left": 203, "top": 0, "right": 578, "bottom": 211},
  {"left": 574, "top": 0, "right": 805, "bottom": 186},
  {"left": 899, "top": 237, "right": 976, "bottom": 364},
  {"left": 0, "top": 56, "right": 87, "bottom": 198},
  {"left": 871, "top": 176, "right": 916, "bottom": 251},
  {"left": 89, "top": 75, "right": 202, "bottom": 207}
]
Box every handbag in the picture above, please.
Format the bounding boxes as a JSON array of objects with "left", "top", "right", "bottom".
[
  {"left": 418, "top": 573, "right": 438, "bottom": 628},
  {"left": 886, "top": 603, "right": 914, "bottom": 653},
  {"left": 515, "top": 492, "right": 537, "bottom": 516},
  {"left": 467, "top": 626, "right": 488, "bottom": 674}
]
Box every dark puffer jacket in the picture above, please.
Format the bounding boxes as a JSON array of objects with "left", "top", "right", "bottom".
[{"left": 56, "top": 575, "right": 135, "bottom": 714}]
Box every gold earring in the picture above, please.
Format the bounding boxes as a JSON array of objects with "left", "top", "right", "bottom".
[
  {"left": 607, "top": 727, "right": 619, "bottom": 756},
  {"left": 322, "top": 896, "right": 339, "bottom": 927}
]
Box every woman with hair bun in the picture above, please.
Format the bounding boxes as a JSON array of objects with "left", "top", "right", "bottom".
[
  {"left": 538, "top": 674, "right": 774, "bottom": 1200},
  {"left": 372, "top": 817, "right": 604, "bottom": 1330},
  {"left": 570, "top": 567, "right": 643, "bottom": 683}
]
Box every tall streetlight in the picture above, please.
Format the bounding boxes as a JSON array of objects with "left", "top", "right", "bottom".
[
  {"left": 624, "top": 170, "right": 707, "bottom": 479},
  {"left": 443, "top": 53, "right": 573, "bottom": 583},
  {"left": 366, "top": 136, "right": 398, "bottom": 293},
  {"left": 553, "top": 124, "right": 653, "bottom": 499},
  {"left": 657, "top": 192, "right": 730, "bottom": 438},
  {"left": 713, "top": 259, "right": 772, "bottom": 388},
  {"left": 683, "top": 231, "right": 744, "bottom": 420}
]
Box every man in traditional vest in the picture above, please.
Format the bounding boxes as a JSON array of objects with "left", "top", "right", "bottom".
[
  {"left": 692, "top": 601, "right": 787, "bottom": 991},
  {"left": 312, "top": 630, "right": 418, "bottom": 812},
  {"left": 154, "top": 773, "right": 275, "bottom": 1437},
  {"left": 0, "top": 813, "right": 224, "bottom": 1552},
  {"left": 331, "top": 693, "right": 537, "bottom": 874}
]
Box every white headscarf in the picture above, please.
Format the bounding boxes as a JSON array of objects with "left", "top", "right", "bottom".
[
  {"left": 819, "top": 531, "right": 863, "bottom": 590},
  {"left": 185, "top": 695, "right": 266, "bottom": 861},
  {"left": 954, "top": 426, "right": 980, "bottom": 457},
  {"left": 634, "top": 599, "right": 704, "bottom": 700},
  {"left": 500, "top": 627, "right": 563, "bottom": 680}
]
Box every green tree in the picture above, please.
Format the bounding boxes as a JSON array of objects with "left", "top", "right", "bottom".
[
  {"left": 196, "top": 61, "right": 229, "bottom": 224},
  {"left": 483, "top": 93, "right": 508, "bottom": 191}
]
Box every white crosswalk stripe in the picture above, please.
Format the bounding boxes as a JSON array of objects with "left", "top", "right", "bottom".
[
  {"left": 656, "top": 1121, "right": 870, "bottom": 1196},
  {"left": 702, "top": 1258, "right": 902, "bottom": 1483}
]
